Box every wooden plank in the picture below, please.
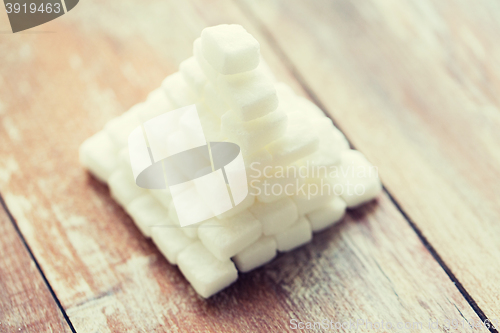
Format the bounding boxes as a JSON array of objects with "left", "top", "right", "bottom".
[
  {"left": 237, "top": 0, "right": 500, "bottom": 320},
  {"left": 0, "top": 203, "right": 72, "bottom": 333},
  {"left": 0, "top": 0, "right": 492, "bottom": 331}
]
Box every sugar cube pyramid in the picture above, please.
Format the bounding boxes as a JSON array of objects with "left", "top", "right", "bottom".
[{"left": 79, "top": 24, "right": 382, "bottom": 298}]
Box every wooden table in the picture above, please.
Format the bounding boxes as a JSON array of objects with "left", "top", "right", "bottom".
[{"left": 1, "top": 0, "right": 499, "bottom": 332}]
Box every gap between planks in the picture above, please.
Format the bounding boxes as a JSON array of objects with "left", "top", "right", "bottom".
[
  {"left": 232, "top": 1, "right": 499, "bottom": 332},
  {"left": 0, "top": 193, "right": 77, "bottom": 333}
]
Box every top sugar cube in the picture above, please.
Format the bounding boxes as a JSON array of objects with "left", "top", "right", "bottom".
[{"left": 201, "top": 24, "right": 260, "bottom": 75}]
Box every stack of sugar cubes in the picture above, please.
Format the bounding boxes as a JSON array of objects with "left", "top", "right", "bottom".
[{"left": 79, "top": 24, "right": 382, "bottom": 298}]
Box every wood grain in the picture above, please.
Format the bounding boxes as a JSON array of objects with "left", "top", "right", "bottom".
[
  {"left": 0, "top": 202, "right": 72, "bottom": 333},
  {"left": 0, "top": 0, "right": 494, "bottom": 331},
  {"left": 238, "top": 0, "right": 500, "bottom": 321}
]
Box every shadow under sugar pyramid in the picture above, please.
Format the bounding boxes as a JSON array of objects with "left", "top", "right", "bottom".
[{"left": 79, "top": 24, "right": 382, "bottom": 298}]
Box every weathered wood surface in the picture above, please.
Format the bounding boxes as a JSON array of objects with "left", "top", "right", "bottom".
[
  {"left": 0, "top": 202, "right": 72, "bottom": 332},
  {"left": 238, "top": 0, "right": 500, "bottom": 322},
  {"left": 0, "top": 0, "right": 497, "bottom": 332}
]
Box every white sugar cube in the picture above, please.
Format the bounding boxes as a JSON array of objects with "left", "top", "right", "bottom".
[
  {"left": 329, "top": 127, "right": 349, "bottom": 150},
  {"left": 275, "top": 216, "right": 312, "bottom": 252},
  {"left": 180, "top": 56, "right": 207, "bottom": 97},
  {"left": 151, "top": 223, "right": 194, "bottom": 265},
  {"left": 292, "top": 179, "right": 336, "bottom": 215},
  {"left": 275, "top": 82, "right": 295, "bottom": 99},
  {"left": 249, "top": 197, "right": 298, "bottom": 235},
  {"left": 334, "top": 150, "right": 382, "bottom": 208},
  {"left": 198, "top": 211, "right": 262, "bottom": 261},
  {"left": 161, "top": 72, "right": 198, "bottom": 108},
  {"left": 216, "top": 193, "right": 255, "bottom": 220},
  {"left": 104, "top": 106, "right": 142, "bottom": 149},
  {"left": 296, "top": 149, "right": 340, "bottom": 178},
  {"left": 177, "top": 241, "right": 238, "bottom": 298},
  {"left": 312, "top": 117, "right": 349, "bottom": 151},
  {"left": 282, "top": 96, "right": 324, "bottom": 120},
  {"left": 126, "top": 195, "right": 170, "bottom": 237},
  {"left": 267, "top": 127, "right": 319, "bottom": 167},
  {"left": 139, "top": 88, "right": 175, "bottom": 122},
  {"left": 201, "top": 82, "right": 229, "bottom": 118},
  {"left": 232, "top": 236, "right": 277, "bottom": 272},
  {"left": 286, "top": 110, "right": 311, "bottom": 128},
  {"left": 194, "top": 38, "right": 219, "bottom": 83},
  {"left": 275, "top": 82, "right": 298, "bottom": 113},
  {"left": 294, "top": 97, "right": 325, "bottom": 118},
  {"left": 217, "top": 68, "right": 278, "bottom": 122},
  {"left": 307, "top": 196, "right": 346, "bottom": 232},
  {"left": 254, "top": 176, "right": 297, "bottom": 203},
  {"left": 79, "top": 131, "right": 118, "bottom": 182},
  {"left": 245, "top": 149, "right": 273, "bottom": 176},
  {"left": 294, "top": 118, "right": 349, "bottom": 176},
  {"left": 221, "top": 108, "right": 287, "bottom": 153},
  {"left": 256, "top": 191, "right": 288, "bottom": 204},
  {"left": 108, "top": 170, "right": 146, "bottom": 207},
  {"left": 201, "top": 24, "right": 260, "bottom": 75}
]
